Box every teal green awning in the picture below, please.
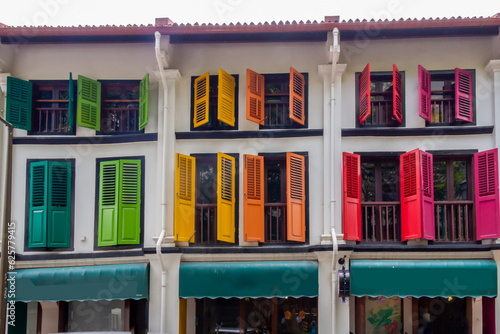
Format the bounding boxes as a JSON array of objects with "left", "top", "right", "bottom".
[
  {"left": 13, "top": 263, "right": 149, "bottom": 302},
  {"left": 179, "top": 261, "right": 318, "bottom": 299},
  {"left": 351, "top": 260, "right": 497, "bottom": 298}
]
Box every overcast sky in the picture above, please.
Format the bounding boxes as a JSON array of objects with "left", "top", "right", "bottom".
[{"left": 0, "top": 0, "right": 497, "bottom": 27}]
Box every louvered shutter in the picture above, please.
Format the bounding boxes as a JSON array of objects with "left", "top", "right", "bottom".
[
  {"left": 455, "top": 68, "right": 473, "bottom": 122},
  {"left": 6, "top": 76, "right": 32, "bottom": 131},
  {"left": 77, "top": 75, "right": 101, "bottom": 130},
  {"left": 139, "top": 73, "right": 149, "bottom": 130},
  {"left": 289, "top": 67, "right": 306, "bottom": 125},
  {"left": 392, "top": 64, "right": 403, "bottom": 124},
  {"left": 47, "top": 161, "right": 71, "bottom": 248},
  {"left": 359, "top": 63, "right": 371, "bottom": 124},
  {"left": 343, "top": 153, "right": 361, "bottom": 241},
  {"left": 400, "top": 149, "right": 422, "bottom": 241},
  {"left": 474, "top": 149, "right": 500, "bottom": 239},
  {"left": 420, "top": 151, "right": 435, "bottom": 240},
  {"left": 29, "top": 161, "right": 48, "bottom": 248},
  {"left": 193, "top": 72, "right": 210, "bottom": 128},
  {"left": 243, "top": 154, "right": 264, "bottom": 242},
  {"left": 68, "top": 73, "right": 75, "bottom": 133},
  {"left": 218, "top": 69, "right": 236, "bottom": 126},
  {"left": 286, "top": 152, "right": 306, "bottom": 242},
  {"left": 246, "top": 69, "right": 265, "bottom": 124},
  {"left": 98, "top": 161, "right": 119, "bottom": 246},
  {"left": 217, "top": 153, "right": 236, "bottom": 243},
  {"left": 418, "top": 65, "right": 432, "bottom": 122},
  {"left": 175, "top": 154, "right": 196, "bottom": 242},
  {"left": 118, "top": 160, "right": 141, "bottom": 245}
]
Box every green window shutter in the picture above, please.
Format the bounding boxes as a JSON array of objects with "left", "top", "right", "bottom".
[
  {"left": 47, "top": 161, "right": 71, "bottom": 248},
  {"left": 117, "top": 160, "right": 141, "bottom": 245},
  {"left": 98, "top": 161, "right": 119, "bottom": 246},
  {"left": 77, "top": 75, "right": 101, "bottom": 131},
  {"left": 68, "top": 72, "right": 75, "bottom": 133},
  {"left": 6, "top": 76, "right": 32, "bottom": 131},
  {"left": 139, "top": 73, "right": 149, "bottom": 131},
  {"left": 29, "top": 161, "right": 48, "bottom": 247}
]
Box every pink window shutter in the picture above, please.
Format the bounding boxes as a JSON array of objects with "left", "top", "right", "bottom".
[
  {"left": 418, "top": 65, "right": 432, "bottom": 122},
  {"left": 392, "top": 64, "right": 403, "bottom": 124},
  {"left": 474, "top": 148, "right": 500, "bottom": 239},
  {"left": 343, "top": 152, "right": 362, "bottom": 241},
  {"left": 400, "top": 149, "right": 422, "bottom": 241},
  {"left": 455, "top": 68, "right": 473, "bottom": 122}
]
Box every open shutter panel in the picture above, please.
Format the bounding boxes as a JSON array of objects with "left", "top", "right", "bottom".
[
  {"left": 392, "top": 64, "right": 403, "bottom": 124},
  {"left": 475, "top": 149, "right": 500, "bottom": 239},
  {"left": 343, "top": 152, "right": 361, "bottom": 241},
  {"left": 289, "top": 67, "right": 306, "bottom": 125},
  {"left": 243, "top": 154, "right": 264, "bottom": 242},
  {"left": 286, "top": 152, "right": 306, "bottom": 242},
  {"left": 217, "top": 153, "right": 236, "bottom": 243},
  {"left": 174, "top": 154, "right": 196, "bottom": 242},
  {"left": 47, "top": 161, "right": 71, "bottom": 248},
  {"left": 193, "top": 72, "right": 210, "bottom": 128},
  {"left": 218, "top": 69, "right": 236, "bottom": 126},
  {"left": 77, "top": 75, "right": 101, "bottom": 131},
  {"left": 118, "top": 160, "right": 141, "bottom": 245},
  {"left": 455, "top": 68, "right": 473, "bottom": 122},
  {"left": 420, "top": 151, "right": 435, "bottom": 240},
  {"left": 98, "top": 161, "right": 119, "bottom": 246},
  {"left": 68, "top": 73, "right": 75, "bottom": 133},
  {"left": 359, "top": 63, "right": 371, "bottom": 124},
  {"left": 418, "top": 65, "right": 432, "bottom": 122},
  {"left": 29, "top": 161, "right": 48, "bottom": 248},
  {"left": 400, "top": 149, "right": 422, "bottom": 241},
  {"left": 139, "top": 73, "right": 149, "bottom": 130},
  {"left": 6, "top": 76, "right": 32, "bottom": 131},
  {"left": 246, "top": 69, "right": 265, "bottom": 124}
]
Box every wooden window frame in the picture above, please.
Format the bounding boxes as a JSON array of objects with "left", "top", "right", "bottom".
[
  {"left": 190, "top": 75, "right": 239, "bottom": 131},
  {"left": 355, "top": 71, "right": 406, "bottom": 128}
]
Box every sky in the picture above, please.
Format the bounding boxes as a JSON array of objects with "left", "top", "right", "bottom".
[{"left": 0, "top": 0, "right": 497, "bottom": 27}]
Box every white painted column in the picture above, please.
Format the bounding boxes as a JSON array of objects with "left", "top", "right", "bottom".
[
  {"left": 403, "top": 297, "right": 413, "bottom": 334},
  {"left": 335, "top": 252, "right": 350, "bottom": 333},
  {"left": 317, "top": 252, "right": 333, "bottom": 334},
  {"left": 471, "top": 297, "right": 483, "bottom": 334},
  {"left": 165, "top": 253, "right": 182, "bottom": 334},
  {"left": 485, "top": 60, "right": 500, "bottom": 189},
  {"left": 186, "top": 298, "right": 196, "bottom": 334}
]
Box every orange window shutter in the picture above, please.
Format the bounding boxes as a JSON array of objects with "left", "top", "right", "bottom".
[
  {"left": 243, "top": 154, "right": 264, "bottom": 242},
  {"left": 218, "top": 69, "right": 236, "bottom": 126},
  {"left": 246, "top": 69, "right": 265, "bottom": 124},
  {"left": 193, "top": 72, "right": 210, "bottom": 128},
  {"left": 289, "top": 68, "right": 306, "bottom": 125},
  {"left": 217, "top": 152, "right": 236, "bottom": 243},
  {"left": 174, "top": 153, "right": 196, "bottom": 242},
  {"left": 286, "top": 152, "right": 306, "bottom": 242}
]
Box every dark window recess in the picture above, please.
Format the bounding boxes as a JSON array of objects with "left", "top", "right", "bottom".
[
  {"left": 100, "top": 81, "right": 141, "bottom": 134},
  {"left": 31, "top": 81, "right": 72, "bottom": 135},
  {"left": 264, "top": 157, "right": 287, "bottom": 242},
  {"left": 261, "top": 74, "right": 307, "bottom": 129},
  {"left": 433, "top": 156, "right": 474, "bottom": 241},
  {"left": 195, "top": 157, "right": 218, "bottom": 243},
  {"left": 361, "top": 158, "right": 400, "bottom": 242},
  {"left": 365, "top": 74, "right": 398, "bottom": 126}
]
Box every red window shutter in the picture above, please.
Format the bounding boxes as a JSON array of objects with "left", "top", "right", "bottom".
[
  {"left": 246, "top": 69, "right": 265, "bottom": 124},
  {"left": 455, "top": 68, "right": 473, "bottom": 122},
  {"left": 286, "top": 152, "right": 306, "bottom": 242},
  {"left": 418, "top": 65, "right": 432, "bottom": 122},
  {"left": 474, "top": 149, "right": 500, "bottom": 239},
  {"left": 392, "top": 64, "right": 403, "bottom": 124},
  {"left": 359, "top": 63, "right": 371, "bottom": 124},
  {"left": 243, "top": 154, "right": 264, "bottom": 242},
  {"left": 289, "top": 68, "right": 306, "bottom": 125},
  {"left": 343, "top": 152, "right": 361, "bottom": 241},
  {"left": 400, "top": 149, "right": 422, "bottom": 241},
  {"left": 420, "top": 150, "right": 435, "bottom": 240}
]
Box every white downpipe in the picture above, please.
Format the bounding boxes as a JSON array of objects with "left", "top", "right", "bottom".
[
  {"left": 331, "top": 227, "right": 339, "bottom": 334},
  {"left": 155, "top": 31, "right": 169, "bottom": 334}
]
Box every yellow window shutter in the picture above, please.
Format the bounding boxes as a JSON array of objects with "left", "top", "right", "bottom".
[
  {"left": 286, "top": 152, "right": 306, "bottom": 242},
  {"left": 246, "top": 69, "right": 265, "bottom": 124},
  {"left": 193, "top": 72, "right": 210, "bottom": 128},
  {"left": 217, "top": 152, "right": 236, "bottom": 243},
  {"left": 174, "top": 153, "right": 196, "bottom": 242},
  {"left": 217, "top": 69, "right": 236, "bottom": 126}
]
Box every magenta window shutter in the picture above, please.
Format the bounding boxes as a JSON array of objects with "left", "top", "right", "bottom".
[
  {"left": 418, "top": 65, "right": 432, "bottom": 122},
  {"left": 358, "top": 63, "right": 371, "bottom": 125},
  {"left": 392, "top": 64, "right": 403, "bottom": 124},
  {"left": 400, "top": 149, "right": 422, "bottom": 241},
  {"left": 420, "top": 150, "right": 435, "bottom": 240},
  {"left": 474, "top": 148, "right": 500, "bottom": 239},
  {"left": 455, "top": 68, "right": 473, "bottom": 122}
]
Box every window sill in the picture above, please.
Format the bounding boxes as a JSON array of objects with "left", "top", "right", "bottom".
[
  {"left": 342, "top": 126, "right": 493, "bottom": 137},
  {"left": 13, "top": 133, "right": 158, "bottom": 145},
  {"left": 176, "top": 129, "right": 323, "bottom": 140}
]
